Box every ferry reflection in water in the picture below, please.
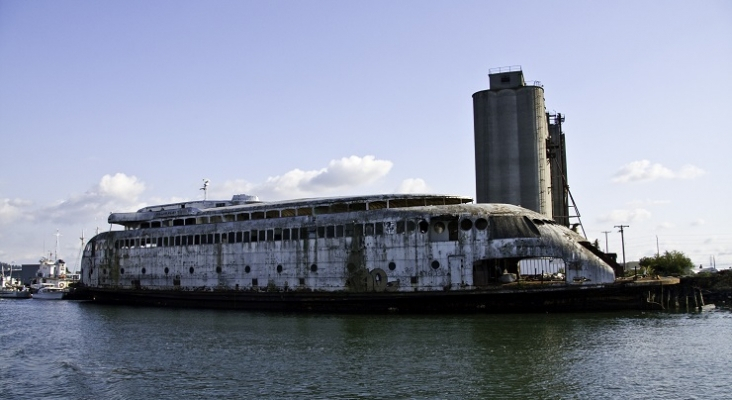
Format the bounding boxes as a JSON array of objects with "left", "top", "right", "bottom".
[{"left": 1, "top": 300, "right": 730, "bottom": 399}]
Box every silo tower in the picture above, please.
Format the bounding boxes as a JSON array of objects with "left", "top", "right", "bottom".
[{"left": 472, "top": 66, "right": 552, "bottom": 217}]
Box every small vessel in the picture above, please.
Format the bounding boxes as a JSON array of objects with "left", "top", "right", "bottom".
[
  {"left": 33, "top": 284, "right": 67, "bottom": 300},
  {"left": 0, "top": 266, "right": 31, "bottom": 299}
]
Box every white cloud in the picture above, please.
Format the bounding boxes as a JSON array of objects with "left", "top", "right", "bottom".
[
  {"left": 691, "top": 219, "right": 706, "bottom": 227},
  {"left": 612, "top": 160, "right": 705, "bottom": 183},
  {"left": 656, "top": 222, "right": 675, "bottom": 230},
  {"left": 396, "top": 178, "right": 429, "bottom": 193},
  {"left": 218, "top": 155, "right": 393, "bottom": 200},
  {"left": 597, "top": 208, "right": 652, "bottom": 224},
  {"left": 0, "top": 198, "right": 34, "bottom": 225},
  {"left": 39, "top": 173, "right": 147, "bottom": 225}
]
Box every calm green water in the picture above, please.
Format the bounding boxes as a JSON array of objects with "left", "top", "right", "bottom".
[{"left": 1, "top": 299, "right": 729, "bottom": 399}]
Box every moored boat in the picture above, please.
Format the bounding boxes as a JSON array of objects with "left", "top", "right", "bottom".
[
  {"left": 77, "top": 193, "right": 678, "bottom": 312},
  {"left": 33, "top": 285, "right": 67, "bottom": 300}
]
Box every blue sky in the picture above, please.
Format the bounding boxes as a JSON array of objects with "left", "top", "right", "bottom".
[{"left": 1, "top": 0, "right": 730, "bottom": 270}]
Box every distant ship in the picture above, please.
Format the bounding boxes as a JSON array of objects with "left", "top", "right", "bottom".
[{"left": 78, "top": 193, "right": 664, "bottom": 312}]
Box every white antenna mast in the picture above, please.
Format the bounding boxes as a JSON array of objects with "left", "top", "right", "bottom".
[{"left": 200, "top": 179, "right": 210, "bottom": 201}]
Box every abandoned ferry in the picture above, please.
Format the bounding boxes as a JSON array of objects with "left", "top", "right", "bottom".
[{"left": 79, "top": 194, "right": 666, "bottom": 312}]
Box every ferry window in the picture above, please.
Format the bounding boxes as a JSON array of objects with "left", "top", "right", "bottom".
[
  {"left": 350, "top": 203, "right": 366, "bottom": 211},
  {"left": 164, "top": 267, "right": 169, "bottom": 274},
  {"left": 214, "top": 234, "right": 221, "bottom": 244},
  {"left": 152, "top": 221, "right": 161, "bottom": 228},
  {"left": 120, "top": 268, "right": 125, "bottom": 275},
  {"left": 189, "top": 267, "right": 195, "bottom": 274},
  {"left": 193, "top": 235, "right": 199, "bottom": 245},
  {"left": 460, "top": 219, "right": 473, "bottom": 231},
  {"left": 157, "top": 237, "right": 163, "bottom": 247},
  {"left": 419, "top": 220, "right": 429, "bottom": 233},
  {"left": 431, "top": 260, "right": 440, "bottom": 269},
  {"left": 314, "top": 205, "right": 330, "bottom": 215},
  {"left": 243, "top": 231, "right": 250, "bottom": 243},
  {"left": 207, "top": 234, "right": 214, "bottom": 244},
  {"left": 389, "top": 198, "right": 408, "bottom": 208},
  {"left": 375, "top": 222, "right": 383, "bottom": 235},
  {"left": 216, "top": 203, "right": 226, "bottom": 207},
  {"left": 368, "top": 201, "right": 387, "bottom": 210},
  {"left": 252, "top": 211, "right": 264, "bottom": 220},
  {"left": 475, "top": 218, "right": 488, "bottom": 230},
  {"left": 216, "top": 266, "right": 222, "bottom": 273},
  {"left": 448, "top": 221, "right": 459, "bottom": 241},
  {"left": 266, "top": 210, "right": 279, "bottom": 219},
  {"left": 426, "top": 197, "right": 445, "bottom": 206},
  {"left": 397, "top": 221, "right": 405, "bottom": 234},
  {"left": 188, "top": 235, "right": 194, "bottom": 244},
  {"left": 229, "top": 232, "right": 236, "bottom": 243},
  {"left": 141, "top": 267, "right": 146, "bottom": 274},
  {"left": 388, "top": 262, "right": 396, "bottom": 271},
  {"left": 237, "top": 213, "right": 250, "bottom": 221},
  {"left": 276, "top": 265, "right": 283, "bottom": 273},
  {"left": 326, "top": 226, "right": 335, "bottom": 238},
  {"left": 317, "top": 227, "right": 325, "bottom": 238},
  {"left": 224, "top": 215, "right": 235, "bottom": 222},
  {"left": 310, "top": 264, "right": 318, "bottom": 272},
  {"left": 283, "top": 228, "right": 290, "bottom": 240},
  {"left": 267, "top": 230, "right": 274, "bottom": 241},
  {"left": 407, "top": 220, "right": 416, "bottom": 232},
  {"left": 336, "top": 225, "right": 344, "bottom": 237},
  {"left": 274, "top": 228, "right": 282, "bottom": 241},
  {"left": 407, "top": 198, "right": 425, "bottom": 207},
  {"left": 281, "top": 209, "right": 296, "bottom": 217},
  {"left": 197, "top": 217, "right": 207, "bottom": 224},
  {"left": 345, "top": 223, "right": 354, "bottom": 236},
  {"left": 175, "top": 236, "right": 181, "bottom": 246},
  {"left": 354, "top": 224, "right": 364, "bottom": 236},
  {"left": 211, "top": 216, "right": 222, "bottom": 223},
  {"left": 433, "top": 222, "right": 445, "bottom": 234},
  {"left": 174, "top": 219, "right": 184, "bottom": 226},
  {"left": 135, "top": 239, "right": 141, "bottom": 248},
  {"left": 245, "top": 265, "right": 251, "bottom": 273},
  {"left": 300, "top": 227, "right": 309, "bottom": 239},
  {"left": 331, "top": 203, "right": 348, "bottom": 213},
  {"left": 185, "top": 218, "right": 196, "bottom": 225},
  {"left": 291, "top": 228, "right": 299, "bottom": 240},
  {"left": 299, "top": 278, "right": 305, "bottom": 285},
  {"left": 297, "top": 207, "right": 312, "bottom": 216},
  {"left": 252, "top": 278, "right": 258, "bottom": 286},
  {"left": 364, "top": 224, "right": 374, "bottom": 236},
  {"left": 236, "top": 232, "right": 243, "bottom": 243},
  {"left": 258, "top": 230, "right": 266, "bottom": 242},
  {"left": 250, "top": 230, "right": 258, "bottom": 242},
  {"left": 200, "top": 235, "right": 207, "bottom": 245},
  {"left": 141, "top": 222, "right": 150, "bottom": 229},
  {"left": 181, "top": 236, "right": 187, "bottom": 246}
]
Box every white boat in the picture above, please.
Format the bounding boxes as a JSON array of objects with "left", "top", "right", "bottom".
[
  {"left": 0, "top": 267, "right": 32, "bottom": 299},
  {"left": 0, "top": 285, "right": 32, "bottom": 299},
  {"left": 33, "top": 285, "right": 67, "bottom": 300}
]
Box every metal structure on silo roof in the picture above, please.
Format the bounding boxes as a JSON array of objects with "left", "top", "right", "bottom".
[{"left": 473, "top": 66, "right": 552, "bottom": 217}]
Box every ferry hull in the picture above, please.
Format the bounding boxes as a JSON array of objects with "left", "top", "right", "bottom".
[{"left": 79, "top": 280, "right": 676, "bottom": 313}]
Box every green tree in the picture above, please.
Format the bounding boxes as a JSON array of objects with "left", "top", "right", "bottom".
[{"left": 639, "top": 250, "right": 694, "bottom": 276}]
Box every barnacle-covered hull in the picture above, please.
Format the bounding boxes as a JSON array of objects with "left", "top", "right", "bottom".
[{"left": 79, "top": 194, "right": 666, "bottom": 312}]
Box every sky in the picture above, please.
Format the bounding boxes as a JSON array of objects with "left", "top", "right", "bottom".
[{"left": 1, "top": 0, "right": 730, "bottom": 271}]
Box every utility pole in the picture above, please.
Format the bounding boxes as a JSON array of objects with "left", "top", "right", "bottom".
[
  {"left": 615, "top": 225, "right": 629, "bottom": 270},
  {"left": 601, "top": 231, "right": 611, "bottom": 253}
]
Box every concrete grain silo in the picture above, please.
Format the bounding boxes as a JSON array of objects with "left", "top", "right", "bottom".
[{"left": 473, "top": 67, "right": 552, "bottom": 217}]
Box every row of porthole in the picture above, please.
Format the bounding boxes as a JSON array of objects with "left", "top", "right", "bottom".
[{"left": 107, "top": 260, "right": 443, "bottom": 276}]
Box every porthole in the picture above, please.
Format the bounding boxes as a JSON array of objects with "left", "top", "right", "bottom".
[
  {"left": 120, "top": 268, "right": 125, "bottom": 274},
  {"left": 164, "top": 267, "right": 169, "bottom": 274},
  {"left": 245, "top": 265, "right": 251, "bottom": 273},
  {"left": 475, "top": 218, "right": 488, "bottom": 230},
  {"left": 310, "top": 264, "right": 318, "bottom": 272},
  {"left": 277, "top": 265, "right": 283, "bottom": 273},
  {"left": 189, "top": 267, "right": 195, "bottom": 274},
  {"left": 418, "top": 220, "right": 429, "bottom": 233},
  {"left": 216, "top": 266, "right": 222, "bottom": 273},
  {"left": 431, "top": 260, "right": 440, "bottom": 269},
  {"left": 141, "top": 267, "right": 146, "bottom": 274},
  {"left": 460, "top": 219, "right": 473, "bottom": 231},
  {"left": 433, "top": 222, "right": 445, "bottom": 233},
  {"left": 388, "top": 262, "right": 396, "bottom": 271}
]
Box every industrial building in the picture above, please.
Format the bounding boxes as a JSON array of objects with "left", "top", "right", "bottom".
[{"left": 473, "top": 66, "right": 571, "bottom": 227}]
